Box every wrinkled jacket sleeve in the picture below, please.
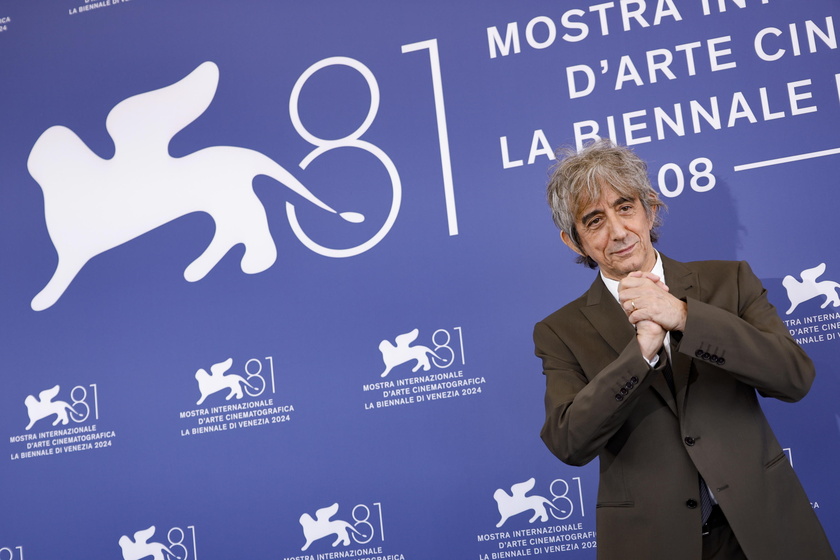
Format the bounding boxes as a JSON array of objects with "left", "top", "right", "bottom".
[
  {"left": 535, "top": 320, "right": 666, "bottom": 466},
  {"left": 677, "top": 260, "right": 814, "bottom": 402}
]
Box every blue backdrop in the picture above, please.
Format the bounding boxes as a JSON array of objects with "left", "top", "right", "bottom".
[{"left": 1, "top": 1, "right": 838, "bottom": 558}]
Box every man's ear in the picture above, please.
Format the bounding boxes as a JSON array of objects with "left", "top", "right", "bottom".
[
  {"left": 648, "top": 202, "right": 658, "bottom": 226},
  {"left": 561, "top": 231, "right": 585, "bottom": 257}
]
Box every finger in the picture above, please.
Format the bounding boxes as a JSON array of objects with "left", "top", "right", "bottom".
[
  {"left": 629, "top": 271, "right": 660, "bottom": 283},
  {"left": 640, "top": 272, "right": 661, "bottom": 283},
  {"left": 629, "top": 273, "right": 670, "bottom": 293},
  {"left": 627, "top": 308, "right": 650, "bottom": 326},
  {"left": 620, "top": 273, "right": 662, "bottom": 292}
]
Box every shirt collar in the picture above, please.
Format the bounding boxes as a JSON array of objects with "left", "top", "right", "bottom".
[{"left": 601, "top": 251, "right": 664, "bottom": 303}]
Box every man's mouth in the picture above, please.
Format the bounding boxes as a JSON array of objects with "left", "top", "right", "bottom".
[{"left": 611, "top": 242, "right": 636, "bottom": 257}]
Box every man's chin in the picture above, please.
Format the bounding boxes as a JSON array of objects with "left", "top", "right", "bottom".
[{"left": 603, "top": 260, "right": 646, "bottom": 280}]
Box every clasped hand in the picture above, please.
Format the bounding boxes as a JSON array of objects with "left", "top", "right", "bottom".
[{"left": 618, "top": 271, "right": 688, "bottom": 361}]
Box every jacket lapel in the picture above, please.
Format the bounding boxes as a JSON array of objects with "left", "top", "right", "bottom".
[
  {"left": 579, "top": 272, "right": 679, "bottom": 414},
  {"left": 580, "top": 277, "right": 635, "bottom": 356},
  {"left": 578, "top": 255, "right": 701, "bottom": 417}
]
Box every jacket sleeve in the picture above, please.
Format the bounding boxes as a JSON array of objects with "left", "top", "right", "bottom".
[
  {"left": 677, "top": 260, "right": 815, "bottom": 402},
  {"left": 535, "top": 320, "right": 665, "bottom": 466}
]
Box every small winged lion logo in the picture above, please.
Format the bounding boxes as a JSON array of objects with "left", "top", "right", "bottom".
[{"left": 782, "top": 263, "right": 840, "bottom": 315}]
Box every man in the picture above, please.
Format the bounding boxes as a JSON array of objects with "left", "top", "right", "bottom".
[{"left": 534, "top": 139, "right": 835, "bottom": 559}]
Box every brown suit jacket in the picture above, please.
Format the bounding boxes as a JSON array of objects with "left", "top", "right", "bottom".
[{"left": 534, "top": 256, "right": 835, "bottom": 560}]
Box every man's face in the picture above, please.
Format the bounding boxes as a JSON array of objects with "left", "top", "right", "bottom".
[{"left": 562, "top": 188, "right": 657, "bottom": 281}]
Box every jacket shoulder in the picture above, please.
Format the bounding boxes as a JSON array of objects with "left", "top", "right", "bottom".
[
  {"left": 537, "top": 289, "right": 590, "bottom": 329},
  {"left": 682, "top": 259, "right": 743, "bottom": 272},
  {"left": 665, "top": 257, "right": 751, "bottom": 286}
]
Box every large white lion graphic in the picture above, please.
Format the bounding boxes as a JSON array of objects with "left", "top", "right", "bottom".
[{"left": 27, "top": 61, "right": 362, "bottom": 310}]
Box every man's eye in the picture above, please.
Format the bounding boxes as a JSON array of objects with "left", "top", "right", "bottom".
[{"left": 586, "top": 217, "right": 602, "bottom": 228}]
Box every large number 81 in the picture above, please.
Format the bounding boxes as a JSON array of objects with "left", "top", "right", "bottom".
[{"left": 286, "top": 40, "right": 457, "bottom": 257}]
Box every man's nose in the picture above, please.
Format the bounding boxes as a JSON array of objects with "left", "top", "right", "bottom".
[{"left": 606, "top": 215, "right": 627, "bottom": 239}]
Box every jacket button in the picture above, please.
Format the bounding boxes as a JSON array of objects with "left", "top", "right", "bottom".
[
  {"left": 619, "top": 387, "right": 629, "bottom": 395},
  {"left": 684, "top": 436, "right": 696, "bottom": 446},
  {"left": 702, "top": 352, "right": 712, "bottom": 360},
  {"left": 624, "top": 381, "right": 633, "bottom": 390},
  {"left": 717, "top": 357, "right": 726, "bottom": 365},
  {"left": 695, "top": 349, "right": 704, "bottom": 358},
  {"left": 686, "top": 499, "right": 698, "bottom": 509},
  {"left": 630, "top": 376, "right": 639, "bottom": 384},
  {"left": 615, "top": 394, "right": 624, "bottom": 401}
]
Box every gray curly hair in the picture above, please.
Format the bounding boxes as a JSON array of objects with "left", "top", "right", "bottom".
[{"left": 546, "top": 139, "right": 666, "bottom": 269}]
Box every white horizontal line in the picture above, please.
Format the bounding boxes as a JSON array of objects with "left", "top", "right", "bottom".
[{"left": 733, "top": 147, "right": 840, "bottom": 171}]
